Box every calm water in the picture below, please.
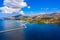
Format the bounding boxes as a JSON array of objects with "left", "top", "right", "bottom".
[
  {"left": 0, "top": 20, "right": 25, "bottom": 40},
  {"left": 0, "top": 20, "right": 60, "bottom": 40}
]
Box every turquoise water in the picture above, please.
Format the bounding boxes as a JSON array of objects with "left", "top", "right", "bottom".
[{"left": 0, "top": 20, "right": 60, "bottom": 40}]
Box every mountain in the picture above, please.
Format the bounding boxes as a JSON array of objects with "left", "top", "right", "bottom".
[
  {"left": 4, "top": 12, "right": 60, "bottom": 20},
  {"left": 4, "top": 14, "right": 29, "bottom": 20}
]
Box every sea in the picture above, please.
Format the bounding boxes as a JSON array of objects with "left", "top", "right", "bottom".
[{"left": 0, "top": 20, "right": 60, "bottom": 40}]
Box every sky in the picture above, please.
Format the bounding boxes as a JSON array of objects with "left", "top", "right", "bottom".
[
  {"left": 0, "top": 0, "right": 60, "bottom": 18},
  {"left": 23, "top": 0, "right": 60, "bottom": 14}
]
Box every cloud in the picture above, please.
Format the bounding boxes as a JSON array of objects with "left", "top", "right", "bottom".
[
  {"left": 0, "top": 6, "right": 20, "bottom": 14},
  {"left": 4, "top": 0, "right": 27, "bottom": 8},
  {"left": 27, "top": 6, "right": 30, "bottom": 9},
  {"left": 19, "top": 11, "right": 24, "bottom": 15},
  {"left": 0, "top": 0, "right": 27, "bottom": 15}
]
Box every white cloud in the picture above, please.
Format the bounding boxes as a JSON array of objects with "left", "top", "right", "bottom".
[
  {"left": 0, "top": 0, "right": 27, "bottom": 15},
  {"left": 28, "top": 6, "right": 30, "bottom": 9},
  {"left": 19, "top": 11, "right": 24, "bottom": 15},
  {"left": 4, "top": 0, "right": 27, "bottom": 8},
  {"left": 0, "top": 6, "right": 20, "bottom": 14}
]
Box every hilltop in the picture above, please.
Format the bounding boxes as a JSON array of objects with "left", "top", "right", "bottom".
[
  {"left": 24, "top": 12, "right": 60, "bottom": 24},
  {"left": 3, "top": 12, "right": 60, "bottom": 24}
]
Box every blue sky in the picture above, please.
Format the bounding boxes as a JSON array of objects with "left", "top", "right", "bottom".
[
  {"left": 23, "top": 0, "right": 60, "bottom": 14},
  {"left": 0, "top": 0, "right": 60, "bottom": 18}
]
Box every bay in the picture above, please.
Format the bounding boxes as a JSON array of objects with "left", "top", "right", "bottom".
[{"left": 0, "top": 20, "right": 60, "bottom": 40}]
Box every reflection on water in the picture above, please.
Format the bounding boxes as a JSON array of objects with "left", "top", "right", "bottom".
[
  {"left": 0, "top": 20, "right": 25, "bottom": 40},
  {"left": 3, "top": 20, "right": 26, "bottom": 30},
  {"left": 0, "top": 20, "right": 60, "bottom": 40}
]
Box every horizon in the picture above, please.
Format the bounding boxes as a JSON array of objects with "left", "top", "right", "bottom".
[{"left": 0, "top": 0, "right": 60, "bottom": 18}]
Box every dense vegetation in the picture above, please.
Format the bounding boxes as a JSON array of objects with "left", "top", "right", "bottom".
[{"left": 24, "top": 16, "right": 60, "bottom": 24}]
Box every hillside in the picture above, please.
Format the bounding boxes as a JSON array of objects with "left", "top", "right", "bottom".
[{"left": 4, "top": 12, "right": 60, "bottom": 24}]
